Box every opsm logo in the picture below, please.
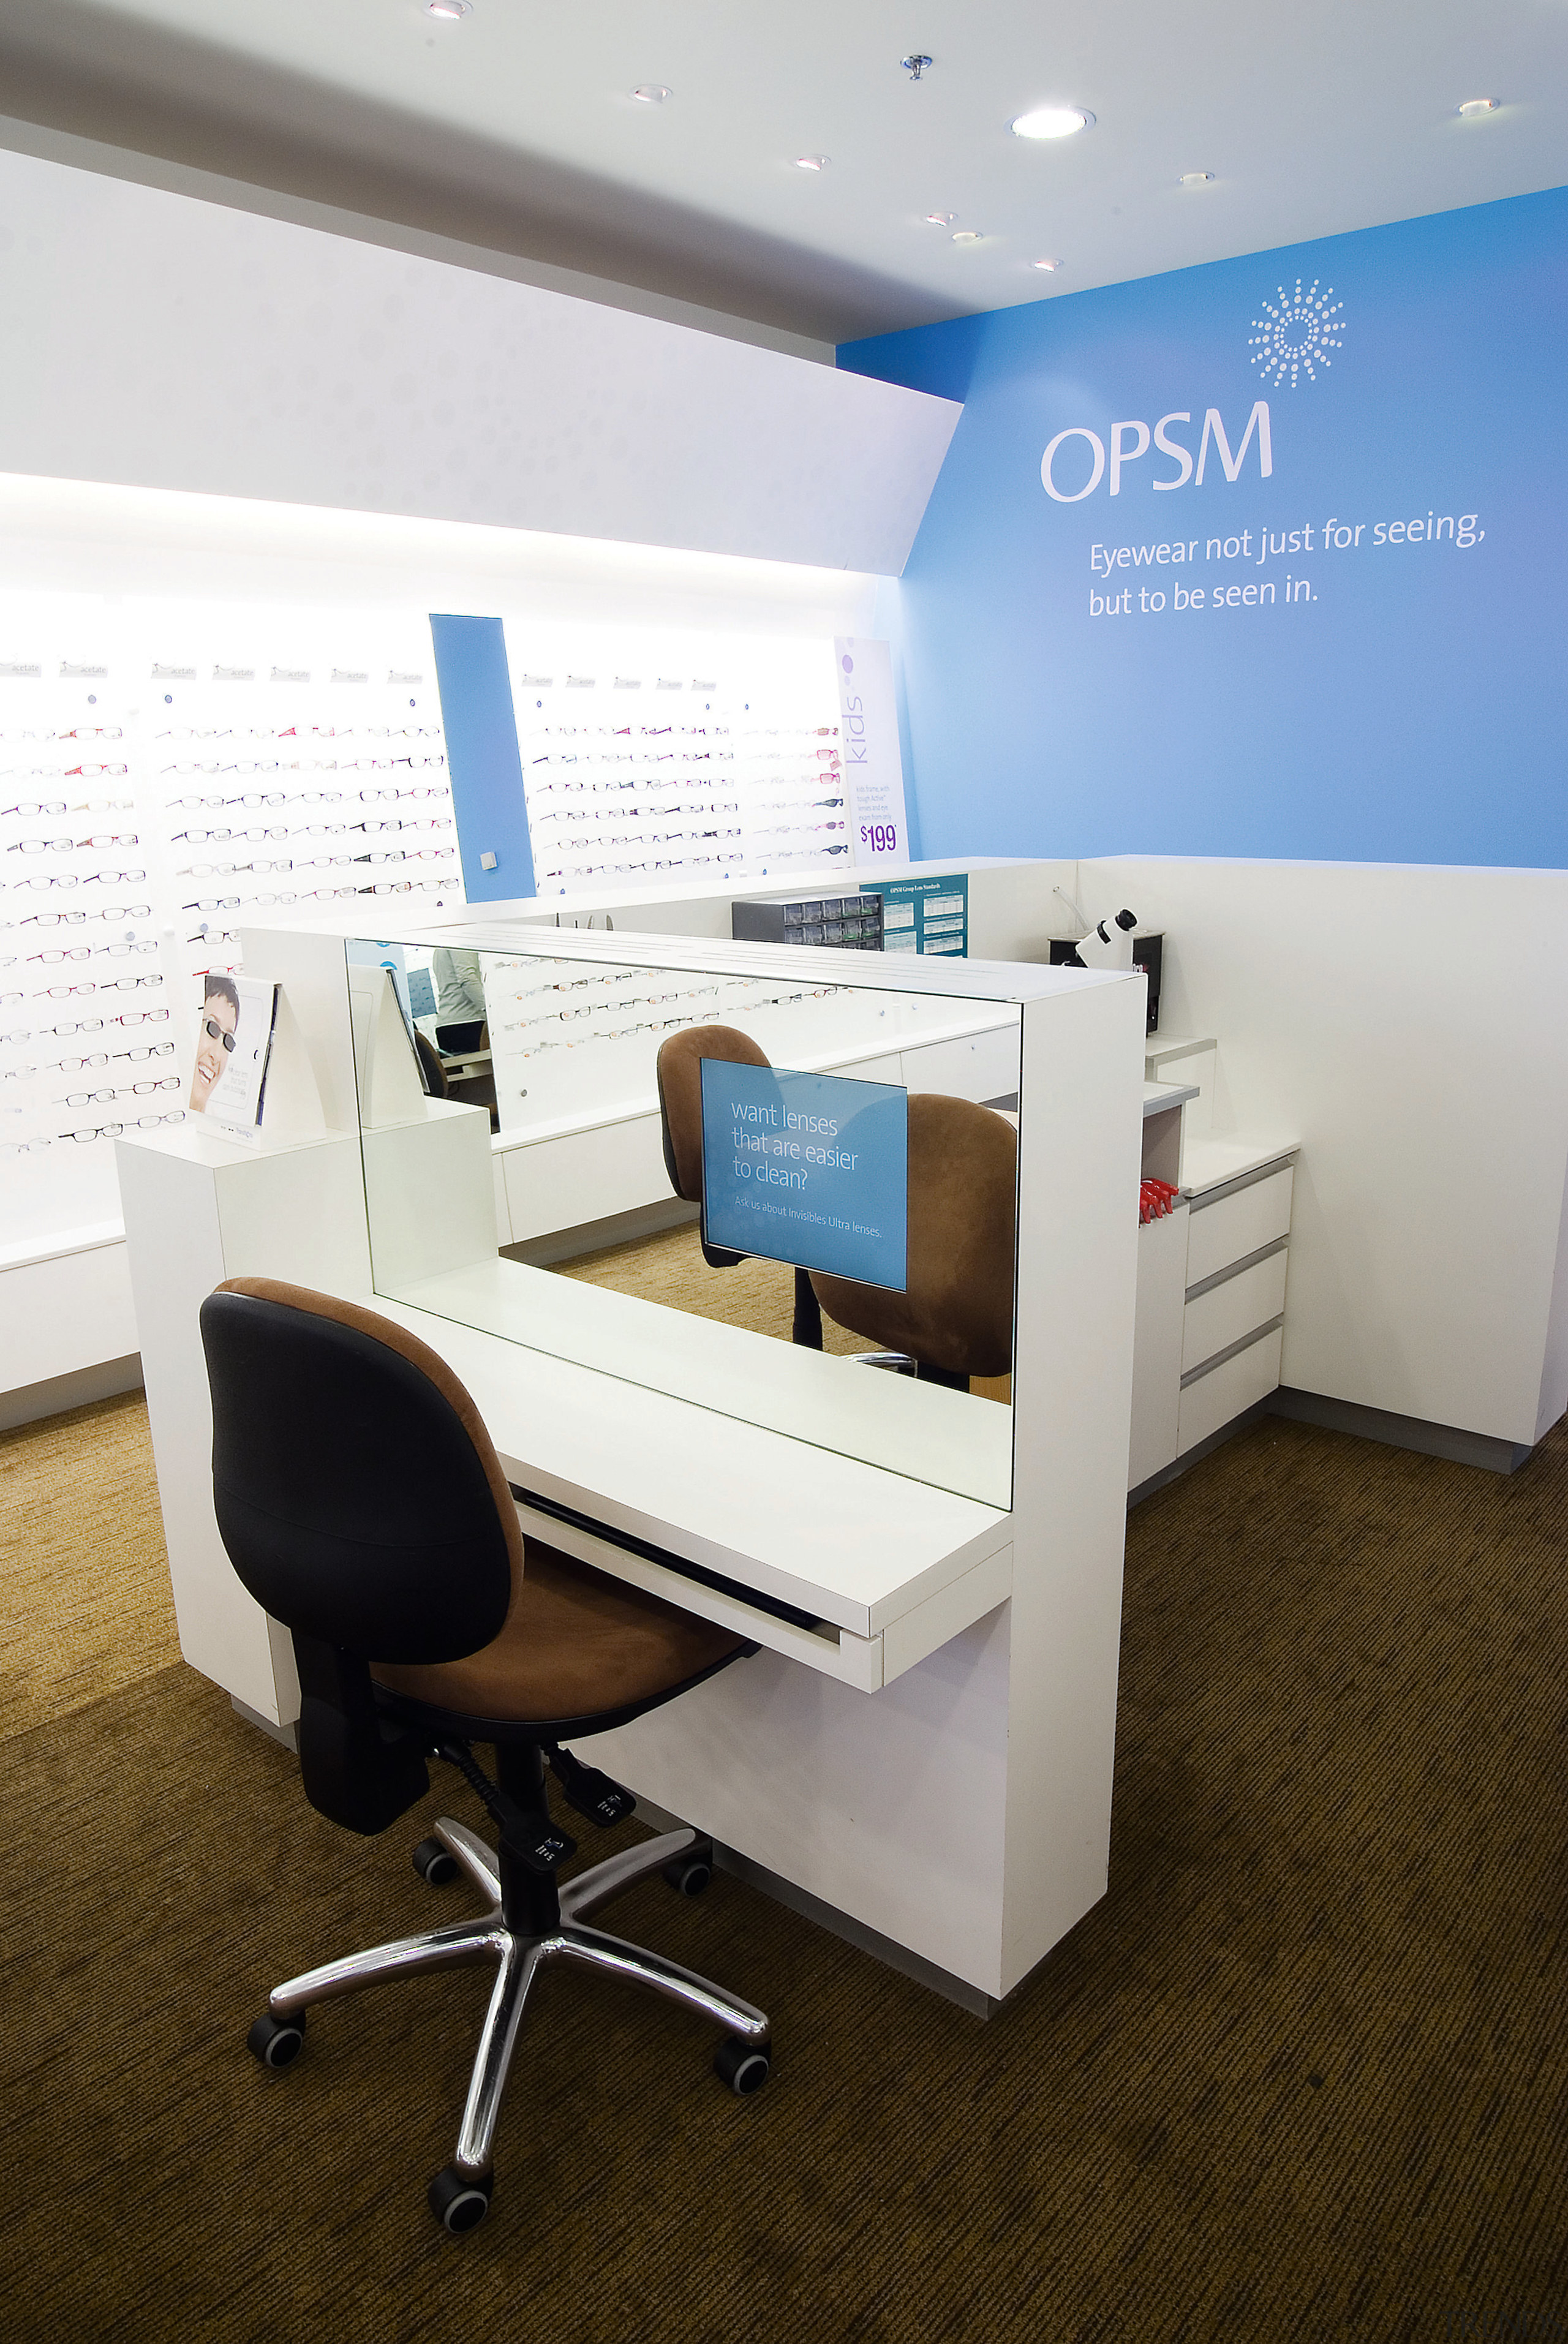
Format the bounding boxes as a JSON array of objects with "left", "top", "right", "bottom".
[{"left": 1041, "top": 402, "right": 1272, "bottom": 502}]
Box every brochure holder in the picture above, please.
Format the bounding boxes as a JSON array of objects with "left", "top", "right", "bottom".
[{"left": 257, "top": 989, "right": 328, "bottom": 1146}]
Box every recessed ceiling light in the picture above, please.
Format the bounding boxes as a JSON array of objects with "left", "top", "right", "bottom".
[
  {"left": 1031, "top": 257, "right": 1063, "bottom": 271},
  {"left": 1011, "top": 106, "right": 1094, "bottom": 140},
  {"left": 795, "top": 155, "right": 829, "bottom": 171},
  {"left": 1456, "top": 97, "right": 1499, "bottom": 116},
  {"left": 952, "top": 230, "right": 983, "bottom": 244},
  {"left": 1179, "top": 171, "right": 1213, "bottom": 186},
  {"left": 426, "top": 0, "right": 470, "bottom": 17},
  {"left": 924, "top": 211, "right": 956, "bottom": 226},
  {"left": 631, "top": 84, "right": 671, "bottom": 104}
]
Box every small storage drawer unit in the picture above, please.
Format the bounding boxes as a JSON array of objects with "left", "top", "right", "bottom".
[
  {"left": 1177, "top": 1156, "right": 1295, "bottom": 1458},
  {"left": 1178, "top": 1325, "right": 1284, "bottom": 1455},
  {"left": 1185, "top": 1164, "right": 1293, "bottom": 1287},
  {"left": 1182, "top": 1243, "right": 1288, "bottom": 1374}
]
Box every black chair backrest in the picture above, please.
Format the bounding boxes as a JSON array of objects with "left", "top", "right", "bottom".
[
  {"left": 201, "top": 1279, "right": 518, "bottom": 1662},
  {"left": 199, "top": 1279, "right": 523, "bottom": 1834}
]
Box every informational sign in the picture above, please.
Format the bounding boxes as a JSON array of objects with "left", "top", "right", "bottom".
[
  {"left": 189, "top": 974, "right": 280, "bottom": 1141},
  {"left": 864, "top": 872, "right": 968, "bottom": 956},
  {"left": 699, "top": 1058, "right": 908, "bottom": 1292},
  {"left": 833, "top": 636, "right": 910, "bottom": 871}
]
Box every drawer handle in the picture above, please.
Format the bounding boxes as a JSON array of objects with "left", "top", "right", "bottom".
[
  {"left": 1180, "top": 1313, "right": 1284, "bottom": 1389},
  {"left": 1185, "top": 1234, "right": 1289, "bottom": 1303}
]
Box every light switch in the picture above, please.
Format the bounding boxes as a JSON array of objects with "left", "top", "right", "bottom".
[{"left": 479, "top": 851, "right": 497, "bottom": 872}]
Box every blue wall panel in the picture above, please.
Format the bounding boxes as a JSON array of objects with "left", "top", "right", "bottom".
[
  {"left": 428, "top": 612, "right": 536, "bottom": 903},
  {"left": 840, "top": 190, "right": 1568, "bottom": 869}
]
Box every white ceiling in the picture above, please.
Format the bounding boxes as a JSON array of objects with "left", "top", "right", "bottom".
[{"left": 1, "top": 0, "right": 1564, "bottom": 345}]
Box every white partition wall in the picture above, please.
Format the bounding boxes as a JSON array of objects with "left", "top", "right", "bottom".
[{"left": 1082, "top": 854, "right": 1568, "bottom": 1453}]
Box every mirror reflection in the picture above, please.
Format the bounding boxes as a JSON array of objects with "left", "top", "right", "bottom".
[{"left": 352, "top": 936, "right": 1022, "bottom": 1510}]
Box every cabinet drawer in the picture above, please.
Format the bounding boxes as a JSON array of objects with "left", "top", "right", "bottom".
[
  {"left": 1182, "top": 1246, "right": 1289, "bottom": 1374},
  {"left": 1185, "top": 1166, "right": 1293, "bottom": 1286},
  {"left": 1178, "top": 1325, "right": 1283, "bottom": 1455}
]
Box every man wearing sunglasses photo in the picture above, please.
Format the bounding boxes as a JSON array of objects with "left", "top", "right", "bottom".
[{"left": 189, "top": 970, "right": 239, "bottom": 1113}]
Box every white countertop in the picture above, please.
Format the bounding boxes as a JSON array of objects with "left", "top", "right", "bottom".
[
  {"left": 386, "top": 1254, "right": 1012, "bottom": 1509},
  {"left": 368, "top": 1280, "right": 1012, "bottom": 1641},
  {"left": 1181, "top": 1132, "right": 1300, "bottom": 1196},
  {"left": 1143, "top": 1079, "right": 1199, "bottom": 1118}
]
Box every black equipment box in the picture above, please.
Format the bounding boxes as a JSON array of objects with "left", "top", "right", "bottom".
[{"left": 1047, "top": 932, "right": 1164, "bottom": 1033}]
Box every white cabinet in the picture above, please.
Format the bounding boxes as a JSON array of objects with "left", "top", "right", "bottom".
[
  {"left": 1182, "top": 1244, "right": 1289, "bottom": 1373},
  {"left": 1129, "top": 1148, "right": 1297, "bottom": 1496},
  {"left": 1175, "top": 1158, "right": 1295, "bottom": 1463},
  {"left": 1185, "top": 1165, "right": 1294, "bottom": 1286},
  {"left": 1179, "top": 1325, "right": 1284, "bottom": 1454}
]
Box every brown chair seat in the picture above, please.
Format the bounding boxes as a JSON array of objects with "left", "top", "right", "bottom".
[{"left": 372, "top": 1538, "right": 747, "bottom": 1728}]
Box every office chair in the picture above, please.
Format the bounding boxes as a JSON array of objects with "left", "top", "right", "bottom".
[
  {"left": 657, "top": 1025, "right": 825, "bottom": 1348},
  {"left": 200, "top": 1276, "right": 771, "bottom": 2237},
  {"left": 809, "top": 1092, "right": 1017, "bottom": 1390},
  {"left": 413, "top": 1028, "right": 450, "bottom": 1099},
  {"left": 657, "top": 1027, "right": 1017, "bottom": 1387}
]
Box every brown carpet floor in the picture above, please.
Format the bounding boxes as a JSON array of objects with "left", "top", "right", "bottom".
[
  {"left": 0, "top": 1390, "right": 179, "bottom": 1737},
  {"left": 2, "top": 1394, "right": 1566, "bottom": 2338}
]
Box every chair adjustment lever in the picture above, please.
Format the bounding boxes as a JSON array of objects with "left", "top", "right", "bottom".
[
  {"left": 499, "top": 1807, "right": 577, "bottom": 1876},
  {"left": 545, "top": 1743, "right": 637, "bottom": 1828},
  {"left": 433, "top": 1737, "right": 577, "bottom": 1875}
]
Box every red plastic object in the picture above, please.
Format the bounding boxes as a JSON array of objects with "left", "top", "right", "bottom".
[{"left": 1138, "top": 1177, "right": 1182, "bottom": 1224}]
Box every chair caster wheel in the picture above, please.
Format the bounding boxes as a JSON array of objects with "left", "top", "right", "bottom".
[
  {"left": 663, "top": 1849, "right": 713, "bottom": 1897},
  {"left": 714, "top": 2037, "right": 771, "bottom": 2096},
  {"left": 247, "top": 2011, "right": 306, "bottom": 2070},
  {"left": 413, "top": 1835, "right": 461, "bottom": 1886},
  {"left": 429, "top": 2165, "right": 491, "bottom": 2235}
]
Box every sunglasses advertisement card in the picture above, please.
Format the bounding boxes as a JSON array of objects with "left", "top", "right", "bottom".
[{"left": 190, "top": 973, "right": 281, "bottom": 1141}]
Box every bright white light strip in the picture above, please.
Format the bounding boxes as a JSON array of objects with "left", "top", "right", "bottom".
[
  {"left": 0, "top": 474, "right": 885, "bottom": 624},
  {"left": 1031, "top": 258, "right": 1062, "bottom": 271},
  {"left": 1456, "top": 97, "right": 1499, "bottom": 116},
  {"left": 795, "top": 156, "right": 829, "bottom": 171},
  {"left": 632, "top": 84, "right": 671, "bottom": 104},
  {"left": 426, "top": 1, "right": 470, "bottom": 18},
  {"left": 1011, "top": 105, "right": 1094, "bottom": 140}
]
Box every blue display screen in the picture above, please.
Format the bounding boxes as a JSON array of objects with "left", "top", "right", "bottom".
[{"left": 699, "top": 1058, "right": 908, "bottom": 1292}]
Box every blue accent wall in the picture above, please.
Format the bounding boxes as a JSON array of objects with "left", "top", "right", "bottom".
[
  {"left": 840, "top": 189, "right": 1568, "bottom": 869},
  {"left": 428, "top": 613, "right": 536, "bottom": 903}
]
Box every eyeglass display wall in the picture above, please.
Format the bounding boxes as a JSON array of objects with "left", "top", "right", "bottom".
[
  {"left": 1, "top": 590, "right": 463, "bottom": 1249},
  {"left": 503, "top": 625, "right": 848, "bottom": 895}
]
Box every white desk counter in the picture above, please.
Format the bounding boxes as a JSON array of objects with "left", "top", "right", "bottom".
[
  {"left": 123, "top": 925, "right": 1150, "bottom": 2009},
  {"left": 368, "top": 1284, "right": 1014, "bottom": 1693},
  {"left": 386, "top": 1254, "right": 1011, "bottom": 1518}
]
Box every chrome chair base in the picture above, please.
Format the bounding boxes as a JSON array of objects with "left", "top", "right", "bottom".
[{"left": 265, "top": 1818, "right": 771, "bottom": 2181}]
